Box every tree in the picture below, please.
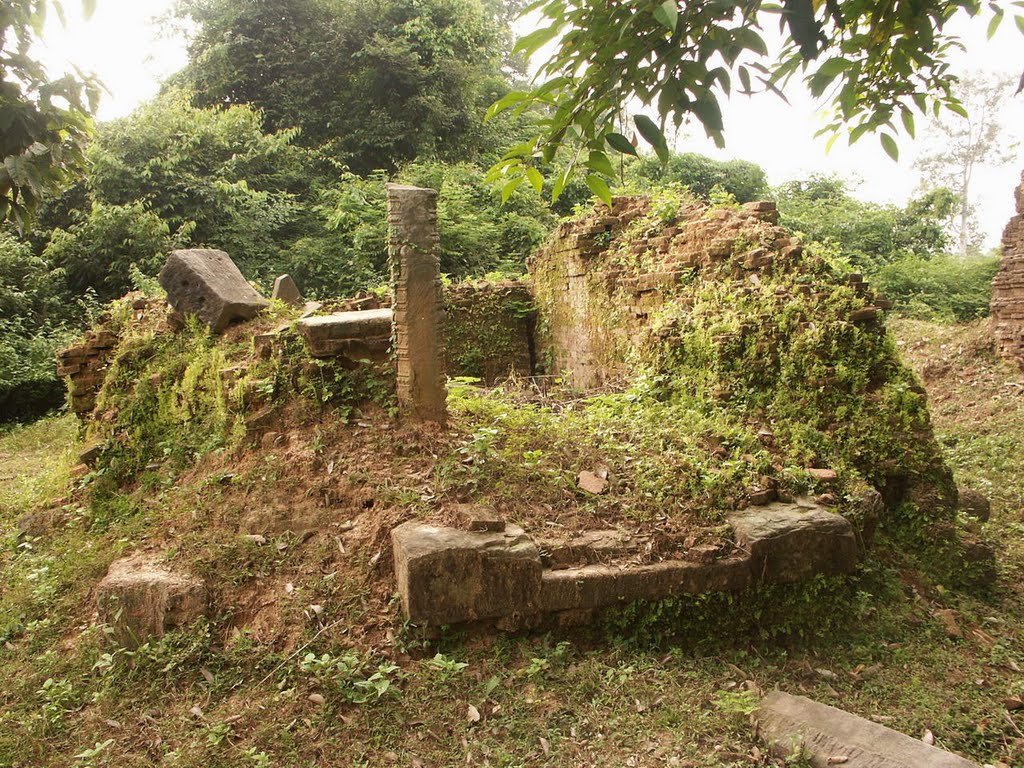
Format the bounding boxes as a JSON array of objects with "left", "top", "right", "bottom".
[
  {"left": 86, "top": 94, "right": 327, "bottom": 279},
  {"left": 625, "top": 153, "right": 769, "bottom": 202},
  {"left": 0, "top": 1, "right": 99, "bottom": 229},
  {"left": 775, "top": 174, "right": 953, "bottom": 271},
  {"left": 171, "top": 0, "right": 516, "bottom": 174},
  {"left": 487, "top": 0, "right": 1024, "bottom": 204},
  {"left": 914, "top": 71, "right": 1020, "bottom": 257}
]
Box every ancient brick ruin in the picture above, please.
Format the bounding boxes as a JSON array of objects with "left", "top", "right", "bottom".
[
  {"left": 991, "top": 172, "right": 1024, "bottom": 363},
  {"left": 529, "top": 197, "right": 884, "bottom": 388},
  {"left": 65, "top": 187, "right": 982, "bottom": 641}
]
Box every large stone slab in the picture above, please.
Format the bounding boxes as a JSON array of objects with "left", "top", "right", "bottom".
[
  {"left": 392, "top": 522, "right": 542, "bottom": 625},
  {"left": 729, "top": 501, "right": 857, "bottom": 583},
  {"left": 538, "top": 557, "right": 752, "bottom": 613},
  {"left": 758, "top": 691, "right": 978, "bottom": 768},
  {"left": 159, "top": 249, "right": 269, "bottom": 332},
  {"left": 298, "top": 308, "right": 393, "bottom": 359},
  {"left": 96, "top": 556, "right": 206, "bottom": 648}
]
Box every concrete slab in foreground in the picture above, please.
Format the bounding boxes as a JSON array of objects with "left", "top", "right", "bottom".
[{"left": 758, "top": 691, "right": 978, "bottom": 768}]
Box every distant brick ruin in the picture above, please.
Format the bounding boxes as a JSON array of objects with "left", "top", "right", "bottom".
[{"left": 992, "top": 172, "right": 1024, "bottom": 364}]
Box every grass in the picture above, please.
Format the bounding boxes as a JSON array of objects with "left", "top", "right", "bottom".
[
  {"left": 0, "top": 413, "right": 79, "bottom": 518},
  {"left": 3, "top": 317, "right": 1024, "bottom": 766}
]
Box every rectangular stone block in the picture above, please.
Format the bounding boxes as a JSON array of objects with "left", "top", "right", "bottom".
[
  {"left": 729, "top": 502, "right": 858, "bottom": 583},
  {"left": 297, "top": 309, "right": 393, "bottom": 358},
  {"left": 392, "top": 522, "right": 542, "bottom": 625}
]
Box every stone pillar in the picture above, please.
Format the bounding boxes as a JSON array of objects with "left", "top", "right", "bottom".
[{"left": 387, "top": 184, "right": 447, "bottom": 424}]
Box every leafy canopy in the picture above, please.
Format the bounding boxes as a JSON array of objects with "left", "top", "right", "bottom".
[
  {"left": 172, "top": 0, "right": 517, "bottom": 174},
  {"left": 0, "top": 1, "right": 100, "bottom": 228},
  {"left": 487, "top": 0, "right": 1024, "bottom": 204}
]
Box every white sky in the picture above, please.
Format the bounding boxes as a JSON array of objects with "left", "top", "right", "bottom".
[{"left": 35, "top": 0, "right": 1024, "bottom": 248}]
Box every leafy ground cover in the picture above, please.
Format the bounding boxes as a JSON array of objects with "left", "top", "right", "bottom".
[{"left": 1, "top": 316, "right": 1023, "bottom": 767}]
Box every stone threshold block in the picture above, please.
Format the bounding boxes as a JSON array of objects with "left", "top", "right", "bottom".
[
  {"left": 298, "top": 308, "right": 394, "bottom": 359},
  {"left": 392, "top": 522, "right": 541, "bottom": 625},
  {"left": 729, "top": 501, "right": 858, "bottom": 583},
  {"left": 96, "top": 556, "right": 207, "bottom": 649},
  {"left": 392, "top": 502, "right": 858, "bottom": 626},
  {"left": 758, "top": 691, "right": 978, "bottom": 767}
]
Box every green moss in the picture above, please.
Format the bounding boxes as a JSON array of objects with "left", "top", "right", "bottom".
[{"left": 444, "top": 280, "right": 536, "bottom": 383}]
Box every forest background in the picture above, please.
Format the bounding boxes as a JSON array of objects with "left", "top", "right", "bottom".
[{"left": 1, "top": 0, "right": 1020, "bottom": 420}]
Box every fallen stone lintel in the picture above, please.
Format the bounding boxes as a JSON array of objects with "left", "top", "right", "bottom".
[
  {"left": 758, "top": 691, "right": 978, "bottom": 768},
  {"left": 392, "top": 502, "right": 858, "bottom": 626},
  {"left": 298, "top": 308, "right": 393, "bottom": 358},
  {"left": 159, "top": 249, "right": 268, "bottom": 333}
]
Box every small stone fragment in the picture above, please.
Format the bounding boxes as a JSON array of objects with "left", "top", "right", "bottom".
[
  {"left": 453, "top": 503, "right": 505, "bottom": 532},
  {"left": 578, "top": 470, "right": 608, "bottom": 495},
  {"left": 806, "top": 467, "right": 838, "bottom": 484},
  {"left": 934, "top": 608, "right": 962, "bottom": 639},
  {"left": 272, "top": 274, "right": 303, "bottom": 306},
  {"left": 958, "top": 487, "right": 991, "bottom": 523}
]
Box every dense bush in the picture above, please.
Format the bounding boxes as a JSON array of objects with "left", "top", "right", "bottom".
[
  {"left": 874, "top": 254, "right": 999, "bottom": 322},
  {"left": 42, "top": 202, "right": 175, "bottom": 301},
  {"left": 0, "top": 233, "right": 87, "bottom": 421},
  {"left": 775, "top": 175, "right": 954, "bottom": 272},
  {"left": 624, "top": 153, "right": 769, "bottom": 202}
]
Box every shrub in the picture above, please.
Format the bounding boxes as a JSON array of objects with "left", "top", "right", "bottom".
[{"left": 874, "top": 254, "right": 999, "bottom": 322}]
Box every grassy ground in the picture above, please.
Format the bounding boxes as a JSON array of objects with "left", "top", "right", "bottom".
[{"left": 2, "top": 318, "right": 1024, "bottom": 767}]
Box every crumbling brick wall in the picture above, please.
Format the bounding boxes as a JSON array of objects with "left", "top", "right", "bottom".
[
  {"left": 529, "top": 196, "right": 883, "bottom": 388},
  {"left": 991, "top": 172, "right": 1024, "bottom": 363},
  {"left": 57, "top": 328, "right": 120, "bottom": 418}
]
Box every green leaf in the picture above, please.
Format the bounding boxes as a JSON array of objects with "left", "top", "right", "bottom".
[
  {"left": 634, "top": 114, "right": 669, "bottom": 161},
  {"left": 817, "top": 57, "right": 852, "bottom": 77},
  {"left": 1016, "top": 14, "right": 1024, "bottom": 34},
  {"left": 652, "top": 0, "right": 679, "bottom": 32},
  {"left": 988, "top": 9, "right": 1004, "bottom": 38},
  {"left": 525, "top": 167, "right": 544, "bottom": 194},
  {"left": 551, "top": 166, "right": 571, "bottom": 201},
  {"left": 738, "top": 66, "right": 752, "bottom": 94},
  {"left": 879, "top": 133, "right": 899, "bottom": 161},
  {"left": 82, "top": 0, "right": 97, "bottom": 19},
  {"left": 485, "top": 91, "right": 529, "bottom": 121},
  {"left": 585, "top": 150, "right": 616, "bottom": 178},
  {"left": 606, "top": 132, "right": 638, "bottom": 157},
  {"left": 692, "top": 95, "right": 724, "bottom": 133},
  {"left": 514, "top": 24, "right": 562, "bottom": 58},
  {"left": 501, "top": 177, "right": 523, "bottom": 203},
  {"left": 900, "top": 109, "right": 915, "bottom": 138},
  {"left": 585, "top": 174, "right": 613, "bottom": 207}
]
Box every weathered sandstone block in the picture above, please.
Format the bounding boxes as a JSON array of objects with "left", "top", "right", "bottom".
[
  {"left": 391, "top": 522, "right": 541, "bottom": 625},
  {"left": 729, "top": 502, "right": 858, "bottom": 583},
  {"left": 758, "top": 691, "right": 978, "bottom": 767},
  {"left": 96, "top": 556, "right": 206, "bottom": 648},
  {"left": 159, "top": 249, "right": 268, "bottom": 333},
  {"left": 297, "top": 308, "right": 393, "bottom": 359},
  {"left": 272, "top": 274, "right": 303, "bottom": 306}
]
